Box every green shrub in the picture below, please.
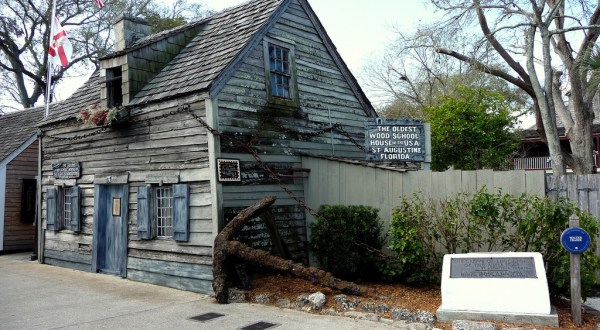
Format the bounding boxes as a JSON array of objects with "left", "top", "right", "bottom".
[
  {"left": 388, "top": 189, "right": 600, "bottom": 299},
  {"left": 309, "top": 205, "right": 385, "bottom": 281}
]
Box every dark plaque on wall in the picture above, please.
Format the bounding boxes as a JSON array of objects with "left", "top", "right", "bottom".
[
  {"left": 450, "top": 257, "right": 537, "bottom": 279},
  {"left": 217, "top": 158, "right": 241, "bottom": 182},
  {"left": 52, "top": 161, "right": 81, "bottom": 179}
]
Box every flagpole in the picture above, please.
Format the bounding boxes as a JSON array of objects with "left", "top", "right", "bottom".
[{"left": 44, "top": 0, "right": 57, "bottom": 118}]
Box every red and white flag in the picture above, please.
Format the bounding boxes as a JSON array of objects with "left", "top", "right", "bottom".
[
  {"left": 94, "top": 0, "right": 105, "bottom": 9},
  {"left": 48, "top": 16, "right": 72, "bottom": 68}
]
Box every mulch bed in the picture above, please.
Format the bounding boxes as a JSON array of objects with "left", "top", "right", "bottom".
[{"left": 244, "top": 273, "right": 600, "bottom": 329}]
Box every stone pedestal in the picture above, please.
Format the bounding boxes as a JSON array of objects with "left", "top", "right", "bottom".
[{"left": 436, "top": 252, "right": 558, "bottom": 326}]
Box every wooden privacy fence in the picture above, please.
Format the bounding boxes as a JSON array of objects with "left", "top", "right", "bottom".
[
  {"left": 301, "top": 157, "right": 546, "bottom": 230},
  {"left": 546, "top": 174, "right": 600, "bottom": 221},
  {"left": 302, "top": 157, "right": 600, "bottom": 224},
  {"left": 301, "top": 157, "right": 600, "bottom": 279}
]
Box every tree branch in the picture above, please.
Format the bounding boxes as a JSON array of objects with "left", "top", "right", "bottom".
[
  {"left": 472, "top": 0, "right": 532, "bottom": 84},
  {"left": 436, "top": 47, "right": 534, "bottom": 96},
  {"left": 550, "top": 25, "right": 600, "bottom": 35},
  {"left": 578, "top": 4, "right": 600, "bottom": 56}
]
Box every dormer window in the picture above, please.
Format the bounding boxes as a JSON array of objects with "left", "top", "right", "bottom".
[
  {"left": 263, "top": 38, "right": 298, "bottom": 106},
  {"left": 106, "top": 67, "right": 123, "bottom": 108}
]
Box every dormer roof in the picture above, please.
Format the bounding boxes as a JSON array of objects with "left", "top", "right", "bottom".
[{"left": 129, "top": 0, "right": 283, "bottom": 105}]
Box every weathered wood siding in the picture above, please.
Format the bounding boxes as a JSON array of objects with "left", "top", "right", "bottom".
[
  {"left": 302, "top": 157, "right": 547, "bottom": 233},
  {"left": 41, "top": 96, "right": 214, "bottom": 293},
  {"left": 216, "top": 0, "right": 372, "bottom": 261},
  {"left": 3, "top": 141, "right": 38, "bottom": 251}
]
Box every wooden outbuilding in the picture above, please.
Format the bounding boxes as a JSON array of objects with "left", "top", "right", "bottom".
[
  {"left": 38, "top": 0, "right": 375, "bottom": 294},
  {"left": 0, "top": 108, "right": 43, "bottom": 253}
]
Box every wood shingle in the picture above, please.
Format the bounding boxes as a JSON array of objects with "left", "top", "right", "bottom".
[{"left": 0, "top": 108, "right": 44, "bottom": 162}]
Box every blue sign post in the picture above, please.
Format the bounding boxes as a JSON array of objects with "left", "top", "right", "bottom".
[
  {"left": 562, "top": 216, "right": 589, "bottom": 325},
  {"left": 560, "top": 227, "right": 591, "bottom": 254}
]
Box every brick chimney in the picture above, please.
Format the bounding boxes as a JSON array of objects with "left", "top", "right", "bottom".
[{"left": 114, "top": 15, "right": 151, "bottom": 51}]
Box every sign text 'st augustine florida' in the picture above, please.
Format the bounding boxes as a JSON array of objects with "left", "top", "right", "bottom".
[{"left": 365, "top": 119, "right": 425, "bottom": 161}]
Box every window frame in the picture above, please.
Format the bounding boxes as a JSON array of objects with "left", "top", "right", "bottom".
[
  {"left": 62, "top": 187, "right": 72, "bottom": 229},
  {"left": 106, "top": 66, "right": 123, "bottom": 108},
  {"left": 154, "top": 186, "right": 173, "bottom": 239},
  {"left": 263, "top": 38, "right": 298, "bottom": 107}
]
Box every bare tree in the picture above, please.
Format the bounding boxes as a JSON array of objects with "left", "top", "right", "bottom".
[
  {"left": 0, "top": 0, "right": 212, "bottom": 112},
  {"left": 362, "top": 22, "right": 528, "bottom": 120},
  {"left": 430, "top": 0, "right": 600, "bottom": 175}
]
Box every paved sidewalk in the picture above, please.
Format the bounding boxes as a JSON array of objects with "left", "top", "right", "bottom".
[{"left": 0, "top": 253, "right": 400, "bottom": 330}]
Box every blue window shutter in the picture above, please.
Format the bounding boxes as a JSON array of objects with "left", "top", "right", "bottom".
[
  {"left": 70, "top": 186, "right": 81, "bottom": 232},
  {"left": 172, "top": 184, "right": 189, "bottom": 242},
  {"left": 137, "top": 186, "right": 153, "bottom": 239},
  {"left": 46, "top": 187, "right": 58, "bottom": 232}
]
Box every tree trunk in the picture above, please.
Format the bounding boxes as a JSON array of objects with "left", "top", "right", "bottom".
[
  {"left": 212, "top": 195, "right": 368, "bottom": 304},
  {"left": 567, "top": 119, "right": 596, "bottom": 174}
]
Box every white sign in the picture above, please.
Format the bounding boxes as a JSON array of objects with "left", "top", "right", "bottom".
[{"left": 436, "top": 252, "right": 558, "bottom": 326}]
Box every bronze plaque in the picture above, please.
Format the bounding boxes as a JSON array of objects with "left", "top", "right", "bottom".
[{"left": 450, "top": 257, "right": 537, "bottom": 279}]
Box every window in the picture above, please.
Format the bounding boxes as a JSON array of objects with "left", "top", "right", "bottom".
[
  {"left": 269, "top": 44, "right": 291, "bottom": 99},
  {"left": 106, "top": 67, "right": 123, "bottom": 108},
  {"left": 154, "top": 186, "right": 173, "bottom": 238},
  {"left": 63, "top": 188, "right": 72, "bottom": 229},
  {"left": 137, "top": 184, "right": 189, "bottom": 242},
  {"left": 46, "top": 186, "right": 81, "bottom": 233},
  {"left": 263, "top": 39, "right": 297, "bottom": 106}
]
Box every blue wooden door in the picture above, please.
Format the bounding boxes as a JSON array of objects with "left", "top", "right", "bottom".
[{"left": 92, "top": 184, "right": 129, "bottom": 277}]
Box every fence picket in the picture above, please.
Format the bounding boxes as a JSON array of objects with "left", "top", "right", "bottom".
[{"left": 578, "top": 175, "right": 590, "bottom": 212}]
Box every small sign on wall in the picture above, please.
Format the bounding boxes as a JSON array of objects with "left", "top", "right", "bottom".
[
  {"left": 52, "top": 161, "right": 81, "bottom": 179},
  {"left": 365, "top": 118, "right": 426, "bottom": 162},
  {"left": 112, "top": 198, "right": 121, "bottom": 216},
  {"left": 217, "top": 158, "right": 241, "bottom": 182}
]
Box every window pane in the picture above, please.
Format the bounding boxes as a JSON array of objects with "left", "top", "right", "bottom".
[
  {"left": 155, "top": 186, "right": 173, "bottom": 238},
  {"left": 271, "top": 74, "right": 278, "bottom": 96},
  {"left": 283, "top": 60, "right": 288, "bottom": 73},
  {"left": 283, "top": 76, "right": 290, "bottom": 98}
]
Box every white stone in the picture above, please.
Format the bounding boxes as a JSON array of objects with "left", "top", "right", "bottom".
[
  {"left": 439, "top": 252, "right": 551, "bottom": 315},
  {"left": 308, "top": 292, "right": 326, "bottom": 309},
  {"left": 452, "top": 320, "right": 497, "bottom": 330}
]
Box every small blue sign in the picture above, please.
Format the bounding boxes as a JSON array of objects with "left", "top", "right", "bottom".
[{"left": 561, "top": 227, "right": 591, "bottom": 254}]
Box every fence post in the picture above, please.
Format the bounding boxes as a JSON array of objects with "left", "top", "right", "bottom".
[{"left": 569, "top": 215, "right": 582, "bottom": 325}]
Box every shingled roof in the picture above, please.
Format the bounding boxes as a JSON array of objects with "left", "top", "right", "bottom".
[
  {"left": 39, "top": 0, "right": 283, "bottom": 125},
  {"left": 129, "top": 0, "right": 283, "bottom": 105},
  {"left": 0, "top": 107, "right": 44, "bottom": 162},
  {"left": 39, "top": 0, "right": 374, "bottom": 125}
]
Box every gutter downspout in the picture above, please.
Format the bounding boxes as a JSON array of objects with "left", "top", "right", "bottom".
[{"left": 36, "top": 130, "right": 44, "bottom": 263}]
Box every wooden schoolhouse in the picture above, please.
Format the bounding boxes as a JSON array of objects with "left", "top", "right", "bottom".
[
  {"left": 0, "top": 108, "right": 43, "bottom": 253},
  {"left": 38, "top": 0, "right": 375, "bottom": 294}
]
